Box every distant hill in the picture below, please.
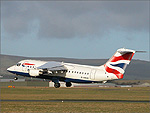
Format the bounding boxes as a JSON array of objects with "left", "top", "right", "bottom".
[{"left": 0, "top": 54, "right": 150, "bottom": 80}]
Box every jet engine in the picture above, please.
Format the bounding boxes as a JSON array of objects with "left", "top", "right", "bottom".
[{"left": 29, "top": 69, "right": 40, "bottom": 76}]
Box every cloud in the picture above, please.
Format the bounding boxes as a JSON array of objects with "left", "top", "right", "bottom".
[{"left": 2, "top": 1, "right": 149, "bottom": 39}]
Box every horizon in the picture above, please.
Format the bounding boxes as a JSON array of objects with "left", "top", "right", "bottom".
[{"left": 1, "top": 53, "right": 149, "bottom": 62}]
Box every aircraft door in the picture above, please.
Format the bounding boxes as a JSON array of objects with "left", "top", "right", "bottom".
[{"left": 90, "top": 69, "right": 96, "bottom": 80}]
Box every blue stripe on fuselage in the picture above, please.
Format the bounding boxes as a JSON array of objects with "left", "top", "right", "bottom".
[
  {"left": 7, "top": 70, "right": 30, "bottom": 77},
  {"left": 64, "top": 78, "right": 96, "bottom": 83}
]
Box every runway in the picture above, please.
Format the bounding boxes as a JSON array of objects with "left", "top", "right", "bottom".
[{"left": 1, "top": 99, "right": 150, "bottom": 103}]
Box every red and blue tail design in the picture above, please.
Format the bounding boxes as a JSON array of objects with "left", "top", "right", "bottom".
[{"left": 104, "top": 48, "right": 135, "bottom": 79}]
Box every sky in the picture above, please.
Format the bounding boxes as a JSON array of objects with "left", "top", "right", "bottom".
[{"left": 1, "top": 1, "right": 150, "bottom": 61}]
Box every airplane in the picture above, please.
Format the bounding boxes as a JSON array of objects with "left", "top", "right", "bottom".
[{"left": 7, "top": 48, "right": 135, "bottom": 88}]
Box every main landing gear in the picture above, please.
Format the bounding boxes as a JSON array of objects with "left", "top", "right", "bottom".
[
  {"left": 66, "top": 82, "right": 72, "bottom": 87},
  {"left": 54, "top": 82, "right": 72, "bottom": 88},
  {"left": 54, "top": 82, "right": 60, "bottom": 88},
  {"left": 52, "top": 78, "right": 72, "bottom": 88}
]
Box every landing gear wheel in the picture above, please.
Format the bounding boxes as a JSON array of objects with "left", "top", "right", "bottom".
[
  {"left": 14, "top": 77, "right": 18, "bottom": 80},
  {"left": 66, "top": 82, "right": 72, "bottom": 87},
  {"left": 54, "top": 83, "right": 60, "bottom": 88}
]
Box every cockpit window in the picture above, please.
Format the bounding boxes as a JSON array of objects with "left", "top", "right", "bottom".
[{"left": 16, "top": 63, "right": 21, "bottom": 66}]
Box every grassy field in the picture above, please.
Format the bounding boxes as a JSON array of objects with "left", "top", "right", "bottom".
[{"left": 1, "top": 87, "right": 150, "bottom": 113}]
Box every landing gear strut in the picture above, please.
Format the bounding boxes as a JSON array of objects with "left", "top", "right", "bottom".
[
  {"left": 54, "top": 83, "right": 60, "bottom": 88},
  {"left": 66, "top": 82, "right": 72, "bottom": 87}
]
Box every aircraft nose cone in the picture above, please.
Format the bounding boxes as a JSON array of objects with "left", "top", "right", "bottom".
[
  {"left": 7, "top": 67, "right": 11, "bottom": 72},
  {"left": 7, "top": 66, "right": 16, "bottom": 74},
  {"left": 7, "top": 66, "right": 13, "bottom": 72}
]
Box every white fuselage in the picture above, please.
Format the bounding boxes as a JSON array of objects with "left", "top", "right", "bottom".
[
  {"left": 7, "top": 60, "right": 117, "bottom": 83},
  {"left": 7, "top": 48, "right": 136, "bottom": 88},
  {"left": 64, "top": 63, "right": 117, "bottom": 82}
]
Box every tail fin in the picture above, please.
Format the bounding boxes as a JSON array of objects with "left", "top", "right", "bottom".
[{"left": 104, "top": 48, "right": 135, "bottom": 79}]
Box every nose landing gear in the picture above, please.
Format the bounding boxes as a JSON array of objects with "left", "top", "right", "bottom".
[{"left": 14, "top": 77, "right": 18, "bottom": 80}]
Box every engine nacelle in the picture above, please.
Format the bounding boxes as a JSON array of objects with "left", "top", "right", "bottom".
[{"left": 29, "top": 69, "right": 40, "bottom": 76}]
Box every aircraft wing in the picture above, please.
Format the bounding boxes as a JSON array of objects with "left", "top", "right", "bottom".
[{"left": 37, "top": 61, "right": 67, "bottom": 74}]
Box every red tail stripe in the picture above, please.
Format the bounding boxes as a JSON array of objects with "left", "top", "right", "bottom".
[
  {"left": 109, "top": 53, "right": 134, "bottom": 62},
  {"left": 105, "top": 66, "right": 123, "bottom": 79}
]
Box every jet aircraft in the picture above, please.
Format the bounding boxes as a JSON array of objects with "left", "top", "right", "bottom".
[{"left": 7, "top": 48, "right": 135, "bottom": 88}]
